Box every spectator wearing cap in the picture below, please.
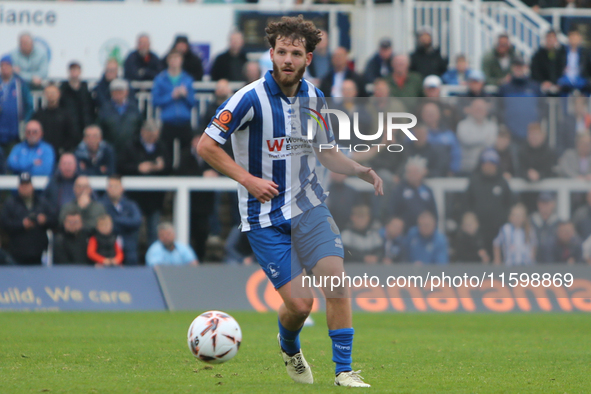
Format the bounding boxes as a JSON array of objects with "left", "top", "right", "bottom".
[
  {"left": 74, "top": 125, "right": 116, "bottom": 176},
  {"left": 531, "top": 30, "right": 566, "bottom": 95},
  {"left": 464, "top": 148, "right": 514, "bottom": 254},
  {"left": 0, "top": 55, "right": 33, "bottom": 149},
  {"left": 53, "top": 208, "right": 90, "bottom": 265},
  {"left": 364, "top": 38, "right": 394, "bottom": 83},
  {"left": 421, "top": 75, "right": 461, "bottom": 130},
  {"left": 498, "top": 57, "right": 543, "bottom": 143},
  {"left": 32, "top": 84, "right": 77, "bottom": 154},
  {"left": 385, "top": 54, "right": 423, "bottom": 107},
  {"left": 163, "top": 35, "right": 204, "bottom": 81},
  {"left": 93, "top": 58, "right": 120, "bottom": 111},
  {"left": 405, "top": 211, "right": 449, "bottom": 264},
  {"left": 530, "top": 191, "right": 559, "bottom": 262},
  {"left": 0, "top": 172, "right": 57, "bottom": 265},
  {"left": 59, "top": 176, "right": 107, "bottom": 232},
  {"left": 308, "top": 29, "right": 331, "bottom": 84},
  {"left": 97, "top": 79, "right": 142, "bottom": 156},
  {"left": 44, "top": 153, "right": 78, "bottom": 211},
  {"left": 546, "top": 221, "right": 583, "bottom": 264},
  {"left": 558, "top": 132, "right": 591, "bottom": 179},
  {"left": 210, "top": 31, "right": 248, "bottom": 82},
  {"left": 456, "top": 98, "right": 498, "bottom": 174},
  {"left": 457, "top": 70, "right": 497, "bottom": 117},
  {"left": 152, "top": 50, "right": 196, "bottom": 160},
  {"left": 60, "top": 62, "right": 95, "bottom": 139},
  {"left": 410, "top": 26, "right": 448, "bottom": 78},
  {"left": 442, "top": 54, "right": 472, "bottom": 86},
  {"left": 320, "top": 47, "right": 367, "bottom": 98},
  {"left": 482, "top": 33, "right": 516, "bottom": 85},
  {"left": 518, "top": 123, "right": 556, "bottom": 182},
  {"left": 556, "top": 27, "right": 591, "bottom": 95},
  {"left": 420, "top": 102, "right": 462, "bottom": 175},
  {"left": 146, "top": 222, "right": 199, "bottom": 266},
  {"left": 10, "top": 33, "right": 48, "bottom": 88},
  {"left": 7, "top": 120, "right": 55, "bottom": 176},
  {"left": 124, "top": 34, "right": 163, "bottom": 82}
]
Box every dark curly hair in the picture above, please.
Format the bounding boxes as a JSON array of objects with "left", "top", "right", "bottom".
[{"left": 265, "top": 15, "right": 322, "bottom": 54}]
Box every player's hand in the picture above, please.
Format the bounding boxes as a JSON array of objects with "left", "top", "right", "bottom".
[
  {"left": 356, "top": 167, "right": 383, "bottom": 196},
  {"left": 243, "top": 175, "right": 279, "bottom": 204}
]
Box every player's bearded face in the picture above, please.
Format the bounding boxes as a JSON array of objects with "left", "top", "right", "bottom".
[{"left": 272, "top": 38, "right": 307, "bottom": 87}]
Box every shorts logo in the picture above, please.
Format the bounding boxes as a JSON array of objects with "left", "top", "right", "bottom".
[
  {"left": 267, "top": 263, "right": 280, "bottom": 279},
  {"left": 327, "top": 217, "right": 340, "bottom": 235},
  {"left": 335, "top": 237, "right": 343, "bottom": 249},
  {"left": 213, "top": 110, "right": 232, "bottom": 132}
]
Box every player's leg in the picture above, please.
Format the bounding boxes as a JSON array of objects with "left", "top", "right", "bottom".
[{"left": 276, "top": 276, "right": 314, "bottom": 354}]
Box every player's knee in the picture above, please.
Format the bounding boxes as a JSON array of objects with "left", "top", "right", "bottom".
[{"left": 289, "top": 298, "right": 313, "bottom": 320}]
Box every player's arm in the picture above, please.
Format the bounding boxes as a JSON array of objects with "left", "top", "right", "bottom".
[
  {"left": 314, "top": 146, "right": 383, "bottom": 196},
  {"left": 197, "top": 135, "right": 279, "bottom": 204}
]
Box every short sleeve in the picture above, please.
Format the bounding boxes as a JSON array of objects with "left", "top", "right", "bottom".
[
  {"left": 204, "top": 90, "right": 255, "bottom": 145},
  {"left": 180, "top": 244, "right": 198, "bottom": 264}
]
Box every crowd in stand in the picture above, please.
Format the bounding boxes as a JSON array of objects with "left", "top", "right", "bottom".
[{"left": 1, "top": 24, "right": 591, "bottom": 266}]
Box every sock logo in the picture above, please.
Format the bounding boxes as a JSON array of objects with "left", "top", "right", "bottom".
[{"left": 334, "top": 344, "right": 351, "bottom": 351}]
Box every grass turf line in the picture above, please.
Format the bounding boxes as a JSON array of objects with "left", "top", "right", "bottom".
[{"left": 1, "top": 312, "right": 590, "bottom": 393}]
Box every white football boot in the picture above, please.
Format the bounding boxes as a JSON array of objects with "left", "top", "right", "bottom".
[
  {"left": 277, "top": 333, "right": 314, "bottom": 384},
  {"left": 334, "top": 370, "right": 371, "bottom": 387}
]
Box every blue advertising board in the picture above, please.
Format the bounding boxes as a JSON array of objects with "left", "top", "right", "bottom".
[{"left": 0, "top": 267, "right": 166, "bottom": 311}]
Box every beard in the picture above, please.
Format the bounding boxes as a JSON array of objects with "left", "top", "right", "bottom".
[{"left": 272, "top": 60, "right": 305, "bottom": 89}]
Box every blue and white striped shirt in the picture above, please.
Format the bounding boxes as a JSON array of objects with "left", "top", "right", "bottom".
[
  {"left": 493, "top": 223, "right": 537, "bottom": 266},
  {"left": 204, "top": 71, "right": 334, "bottom": 232}
]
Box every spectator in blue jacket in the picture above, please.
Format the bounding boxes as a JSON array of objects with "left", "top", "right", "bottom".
[
  {"left": 75, "top": 125, "right": 116, "bottom": 176},
  {"left": 7, "top": 120, "right": 55, "bottom": 176},
  {"left": 405, "top": 210, "right": 449, "bottom": 264},
  {"left": 146, "top": 222, "right": 199, "bottom": 266},
  {"left": 10, "top": 33, "right": 49, "bottom": 88},
  {"left": 421, "top": 102, "right": 461, "bottom": 175},
  {"left": 0, "top": 55, "right": 33, "bottom": 149},
  {"left": 124, "top": 34, "right": 162, "bottom": 82},
  {"left": 100, "top": 175, "right": 142, "bottom": 265},
  {"left": 441, "top": 54, "right": 471, "bottom": 86},
  {"left": 152, "top": 50, "right": 196, "bottom": 160}
]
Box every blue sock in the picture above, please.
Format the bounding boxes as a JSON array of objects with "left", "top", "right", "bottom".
[
  {"left": 278, "top": 318, "right": 302, "bottom": 356},
  {"left": 329, "top": 328, "right": 354, "bottom": 375}
]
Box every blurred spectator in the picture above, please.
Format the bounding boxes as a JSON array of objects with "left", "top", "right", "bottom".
[
  {"left": 60, "top": 62, "right": 95, "bottom": 139},
  {"left": 388, "top": 157, "right": 437, "bottom": 229},
  {"left": 556, "top": 27, "right": 591, "bottom": 95},
  {"left": 494, "top": 126, "right": 519, "bottom": 179},
  {"left": 7, "top": 120, "right": 55, "bottom": 176},
  {"left": 461, "top": 70, "right": 490, "bottom": 98},
  {"left": 381, "top": 216, "right": 406, "bottom": 264},
  {"left": 59, "top": 176, "right": 106, "bottom": 232},
  {"left": 332, "top": 79, "right": 372, "bottom": 146},
  {"left": 498, "top": 57, "right": 543, "bottom": 143},
  {"left": 0, "top": 172, "right": 56, "bottom": 265},
  {"left": 582, "top": 232, "right": 591, "bottom": 264},
  {"left": 364, "top": 38, "right": 394, "bottom": 83},
  {"left": 199, "top": 79, "right": 232, "bottom": 135},
  {"left": 530, "top": 191, "right": 559, "bottom": 262},
  {"left": 405, "top": 210, "right": 448, "bottom": 264},
  {"left": 410, "top": 26, "right": 447, "bottom": 78},
  {"left": 320, "top": 47, "right": 367, "bottom": 98},
  {"left": 341, "top": 204, "right": 383, "bottom": 264},
  {"left": 518, "top": 123, "right": 556, "bottom": 181},
  {"left": 97, "top": 79, "right": 142, "bottom": 155},
  {"left": 244, "top": 61, "right": 262, "bottom": 84},
  {"left": 87, "top": 214, "right": 123, "bottom": 267},
  {"left": 465, "top": 149, "right": 514, "bottom": 254},
  {"left": 421, "top": 102, "right": 461, "bottom": 175},
  {"left": 531, "top": 30, "right": 565, "bottom": 95},
  {"left": 385, "top": 55, "right": 423, "bottom": 102},
  {"left": 482, "top": 33, "right": 516, "bottom": 85},
  {"left": 153, "top": 50, "right": 196, "bottom": 159},
  {"left": 404, "top": 124, "right": 448, "bottom": 178},
  {"left": 572, "top": 190, "right": 591, "bottom": 240},
  {"left": 93, "top": 58, "right": 120, "bottom": 110},
  {"left": 547, "top": 221, "right": 582, "bottom": 264},
  {"left": 308, "top": 29, "right": 331, "bottom": 84},
  {"left": 493, "top": 203, "right": 537, "bottom": 266},
  {"left": 0, "top": 55, "right": 33, "bottom": 149},
  {"left": 327, "top": 172, "right": 358, "bottom": 231},
  {"left": 452, "top": 212, "right": 489, "bottom": 263},
  {"left": 100, "top": 175, "right": 142, "bottom": 266},
  {"left": 32, "top": 84, "right": 77, "bottom": 155},
  {"left": 224, "top": 225, "right": 255, "bottom": 265},
  {"left": 177, "top": 133, "right": 217, "bottom": 261},
  {"left": 146, "top": 222, "right": 199, "bottom": 266},
  {"left": 75, "top": 125, "right": 116, "bottom": 176},
  {"left": 422, "top": 75, "right": 443, "bottom": 99},
  {"left": 557, "top": 96, "right": 591, "bottom": 155},
  {"left": 118, "top": 120, "right": 170, "bottom": 245},
  {"left": 442, "top": 54, "right": 470, "bottom": 86},
  {"left": 456, "top": 98, "right": 498, "bottom": 175},
  {"left": 421, "top": 75, "right": 461, "bottom": 130},
  {"left": 53, "top": 209, "right": 89, "bottom": 265},
  {"left": 210, "top": 31, "right": 248, "bottom": 82},
  {"left": 558, "top": 132, "right": 591, "bottom": 179},
  {"left": 44, "top": 153, "right": 78, "bottom": 211},
  {"left": 10, "top": 33, "right": 48, "bottom": 88},
  {"left": 124, "top": 34, "right": 162, "bottom": 82},
  {"left": 164, "top": 35, "right": 204, "bottom": 81}
]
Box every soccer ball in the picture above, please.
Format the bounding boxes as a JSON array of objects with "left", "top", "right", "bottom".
[{"left": 187, "top": 310, "right": 242, "bottom": 364}]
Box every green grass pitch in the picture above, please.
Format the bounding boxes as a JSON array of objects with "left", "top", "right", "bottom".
[{"left": 1, "top": 312, "right": 590, "bottom": 393}]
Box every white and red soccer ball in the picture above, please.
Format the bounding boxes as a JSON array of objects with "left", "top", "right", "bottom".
[{"left": 187, "top": 310, "right": 242, "bottom": 364}]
